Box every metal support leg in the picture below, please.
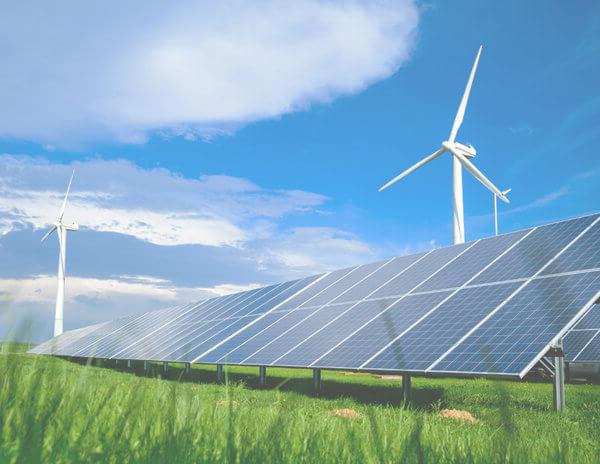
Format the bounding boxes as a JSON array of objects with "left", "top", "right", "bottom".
[
  {"left": 259, "top": 366, "right": 267, "bottom": 386},
  {"left": 402, "top": 374, "right": 412, "bottom": 404},
  {"left": 127, "top": 359, "right": 132, "bottom": 369},
  {"left": 552, "top": 340, "right": 565, "bottom": 412},
  {"left": 184, "top": 362, "right": 191, "bottom": 374},
  {"left": 163, "top": 361, "right": 169, "bottom": 373},
  {"left": 217, "top": 364, "right": 224, "bottom": 382},
  {"left": 143, "top": 360, "right": 148, "bottom": 372},
  {"left": 313, "top": 368, "right": 322, "bottom": 392}
]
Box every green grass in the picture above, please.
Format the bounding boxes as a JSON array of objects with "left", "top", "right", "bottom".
[{"left": 1, "top": 353, "right": 599, "bottom": 463}]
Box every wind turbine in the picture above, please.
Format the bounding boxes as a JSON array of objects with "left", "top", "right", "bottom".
[
  {"left": 379, "top": 46, "right": 509, "bottom": 244},
  {"left": 41, "top": 170, "right": 79, "bottom": 337},
  {"left": 494, "top": 188, "right": 511, "bottom": 236}
]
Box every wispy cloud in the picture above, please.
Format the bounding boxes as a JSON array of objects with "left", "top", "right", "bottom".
[
  {"left": 0, "top": 1, "right": 420, "bottom": 148},
  {"left": 508, "top": 123, "right": 534, "bottom": 136}
]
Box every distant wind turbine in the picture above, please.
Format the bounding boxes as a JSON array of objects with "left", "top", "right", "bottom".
[
  {"left": 41, "top": 170, "right": 79, "bottom": 336},
  {"left": 494, "top": 188, "right": 512, "bottom": 236},
  {"left": 379, "top": 46, "right": 509, "bottom": 244}
]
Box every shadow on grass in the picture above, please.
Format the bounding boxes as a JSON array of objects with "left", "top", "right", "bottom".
[{"left": 64, "top": 357, "right": 443, "bottom": 409}]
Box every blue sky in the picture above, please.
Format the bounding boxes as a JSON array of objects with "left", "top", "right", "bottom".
[{"left": 1, "top": 1, "right": 598, "bottom": 341}]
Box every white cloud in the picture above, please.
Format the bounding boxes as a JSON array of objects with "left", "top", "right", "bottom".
[
  {"left": 0, "top": 155, "right": 328, "bottom": 246},
  {"left": 0, "top": 1, "right": 419, "bottom": 147},
  {"left": 0, "top": 275, "right": 259, "bottom": 305}
]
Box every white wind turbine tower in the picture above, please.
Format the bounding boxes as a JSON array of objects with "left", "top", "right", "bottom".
[
  {"left": 379, "top": 46, "right": 509, "bottom": 244},
  {"left": 41, "top": 170, "right": 79, "bottom": 336},
  {"left": 494, "top": 188, "right": 512, "bottom": 236}
]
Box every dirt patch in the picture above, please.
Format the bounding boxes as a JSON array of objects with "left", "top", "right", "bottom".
[
  {"left": 438, "top": 409, "right": 477, "bottom": 423},
  {"left": 341, "top": 372, "right": 359, "bottom": 376},
  {"left": 376, "top": 375, "right": 402, "bottom": 380},
  {"left": 329, "top": 408, "right": 363, "bottom": 419},
  {"left": 215, "top": 400, "right": 239, "bottom": 407}
]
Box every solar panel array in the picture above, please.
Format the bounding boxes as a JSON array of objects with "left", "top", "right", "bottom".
[{"left": 31, "top": 213, "right": 600, "bottom": 378}]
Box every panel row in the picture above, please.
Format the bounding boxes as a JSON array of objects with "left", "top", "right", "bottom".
[{"left": 31, "top": 213, "right": 600, "bottom": 378}]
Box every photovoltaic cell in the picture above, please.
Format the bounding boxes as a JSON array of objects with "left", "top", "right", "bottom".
[
  {"left": 315, "top": 292, "right": 452, "bottom": 369},
  {"left": 275, "top": 269, "right": 353, "bottom": 311},
  {"left": 417, "top": 230, "right": 529, "bottom": 292},
  {"left": 198, "top": 311, "right": 294, "bottom": 363},
  {"left": 433, "top": 271, "right": 600, "bottom": 375},
  {"left": 541, "top": 217, "right": 600, "bottom": 276},
  {"left": 369, "top": 242, "right": 472, "bottom": 299},
  {"left": 243, "top": 303, "right": 356, "bottom": 365},
  {"left": 574, "top": 331, "right": 600, "bottom": 362},
  {"left": 330, "top": 254, "right": 427, "bottom": 304},
  {"left": 217, "top": 308, "right": 316, "bottom": 363},
  {"left": 563, "top": 329, "right": 598, "bottom": 361},
  {"left": 365, "top": 283, "right": 520, "bottom": 371},
  {"left": 570, "top": 304, "right": 600, "bottom": 330},
  {"left": 300, "top": 261, "right": 389, "bottom": 308},
  {"left": 472, "top": 215, "right": 597, "bottom": 285},
  {"left": 273, "top": 297, "right": 400, "bottom": 367}
]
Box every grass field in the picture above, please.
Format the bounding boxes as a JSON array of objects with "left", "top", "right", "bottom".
[{"left": 1, "top": 353, "right": 599, "bottom": 463}]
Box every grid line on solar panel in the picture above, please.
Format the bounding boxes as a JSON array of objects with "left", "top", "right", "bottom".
[
  {"left": 431, "top": 271, "right": 600, "bottom": 376},
  {"left": 272, "top": 239, "right": 489, "bottom": 368},
  {"left": 191, "top": 274, "right": 327, "bottom": 362},
  {"left": 295, "top": 260, "right": 393, "bottom": 309},
  {"left": 30, "top": 322, "right": 109, "bottom": 355},
  {"left": 541, "top": 216, "right": 600, "bottom": 276},
  {"left": 102, "top": 298, "right": 227, "bottom": 358},
  {"left": 426, "top": 217, "right": 600, "bottom": 374},
  {"left": 363, "top": 283, "right": 521, "bottom": 371},
  {"left": 368, "top": 242, "right": 475, "bottom": 300},
  {"left": 138, "top": 276, "right": 317, "bottom": 363},
  {"left": 356, "top": 228, "right": 534, "bottom": 370},
  {"left": 564, "top": 329, "right": 599, "bottom": 361},
  {"left": 86, "top": 302, "right": 202, "bottom": 359},
  {"left": 570, "top": 302, "right": 600, "bottom": 330},
  {"left": 472, "top": 215, "right": 598, "bottom": 285},
  {"left": 329, "top": 254, "right": 427, "bottom": 304},
  {"left": 238, "top": 262, "right": 394, "bottom": 365},
  {"left": 416, "top": 230, "right": 529, "bottom": 292},
  {"left": 115, "top": 284, "right": 289, "bottom": 360},
  {"left": 216, "top": 308, "right": 316, "bottom": 363},
  {"left": 198, "top": 311, "right": 297, "bottom": 363},
  {"left": 292, "top": 293, "right": 452, "bottom": 369},
  {"left": 164, "top": 278, "right": 312, "bottom": 359},
  {"left": 573, "top": 329, "right": 600, "bottom": 362},
  {"left": 89, "top": 304, "right": 198, "bottom": 358},
  {"left": 67, "top": 312, "right": 152, "bottom": 357},
  {"left": 125, "top": 281, "right": 300, "bottom": 361},
  {"left": 274, "top": 269, "right": 352, "bottom": 311},
  {"left": 110, "top": 300, "right": 230, "bottom": 360},
  {"left": 268, "top": 247, "right": 471, "bottom": 368}
]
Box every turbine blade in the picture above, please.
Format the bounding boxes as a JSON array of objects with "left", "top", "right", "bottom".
[
  {"left": 41, "top": 225, "right": 57, "bottom": 243},
  {"left": 448, "top": 45, "right": 482, "bottom": 143},
  {"left": 58, "top": 169, "right": 75, "bottom": 221},
  {"left": 379, "top": 147, "right": 447, "bottom": 192},
  {"left": 447, "top": 145, "right": 509, "bottom": 203}
]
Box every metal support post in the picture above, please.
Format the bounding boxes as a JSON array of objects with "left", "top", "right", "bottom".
[
  {"left": 402, "top": 374, "right": 412, "bottom": 404},
  {"left": 163, "top": 361, "right": 169, "bottom": 373},
  {"left": 551, "top": 341, "right": 565, "bottom": 412},
  {"left": 143, "top": 360, "right": 149, "bottom": 372},
  {"left": 217, "top": 364, "right": 224, "bottom": 382},
  {"left": 259, "top": 366, "right": 267, "bottom": 386},
  {"left": 184, "top": 362, "right": 191, "bottom": 374},
  {"left": 313, "top": 368, "right": 322, "bottom": 392},
  {"left": 127, "top": 359, "right": 132, "bottom": 369}
]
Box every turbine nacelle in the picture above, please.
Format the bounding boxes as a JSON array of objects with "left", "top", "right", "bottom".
[{"left": 441, "top": 141, "right": 476, "bottom": 159}]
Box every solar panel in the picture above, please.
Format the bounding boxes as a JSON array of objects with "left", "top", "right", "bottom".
[{"left": 29, "top": 213, "right": 600, "bottom": 380}]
